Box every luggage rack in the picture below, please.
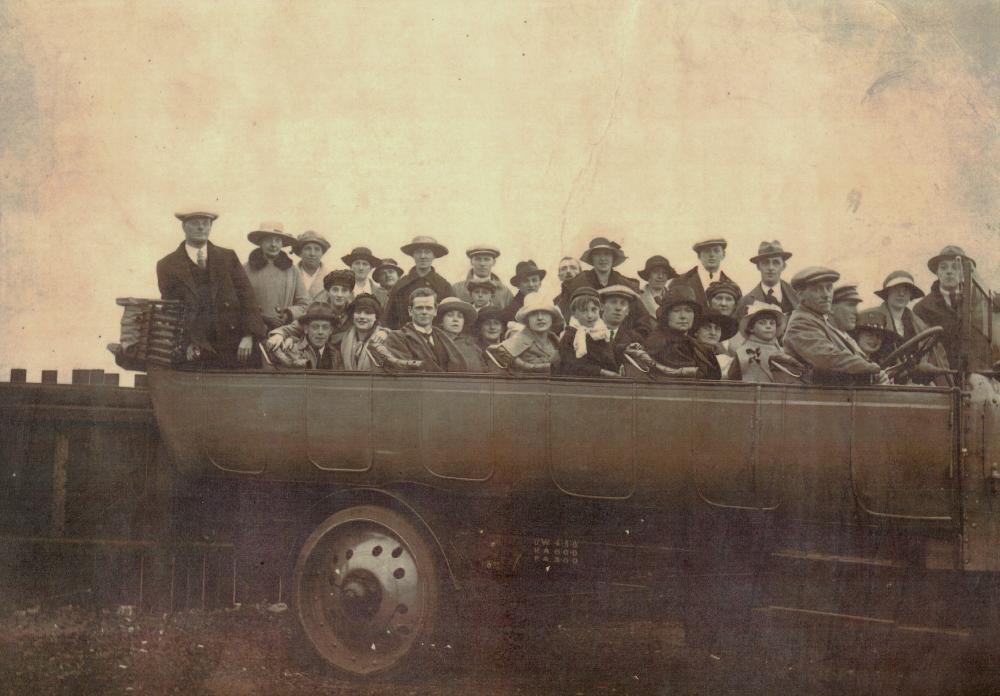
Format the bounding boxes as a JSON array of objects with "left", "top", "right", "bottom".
[{"left": 108, "top": 298, "right": 187, "bottom": 371}]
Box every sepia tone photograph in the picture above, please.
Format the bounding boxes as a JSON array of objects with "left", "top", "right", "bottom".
[{"left": 1, "top": 1, "right": 999, "bottom": 694}]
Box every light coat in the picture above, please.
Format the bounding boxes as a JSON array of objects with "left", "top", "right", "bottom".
[
  {"left": 783, "top": 305, "right": 880, "bottom": 384},
  {"left": 244, "top": 249, "right": 309, "bottom": 327}
]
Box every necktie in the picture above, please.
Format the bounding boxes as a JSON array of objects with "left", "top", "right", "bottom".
[
  {"left": 709, "top": 272, "right": 715, "bottom": 281},
  {"left": 949, "top": 291, "right": 958, "bottom": 309},
  {"left": 766, "top": 288, "right": 779, "bottom": 306},
  {"left": 196, "top": 247, "right": 206, "bottom": 269}
]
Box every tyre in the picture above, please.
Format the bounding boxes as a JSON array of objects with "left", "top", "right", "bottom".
[{"left": 292, "top": 504, "right": 441, "bottom": 677}]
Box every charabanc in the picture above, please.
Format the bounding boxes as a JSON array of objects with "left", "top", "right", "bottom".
[{"left": 111, "top": 261, "right": 1000, "bottom": 679}]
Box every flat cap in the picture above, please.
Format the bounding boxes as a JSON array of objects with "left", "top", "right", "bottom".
[
  {"left": 175, "top": 210, "right": 218, "bottom": 222},
  {"left": 598, "top": 284, "right": 640, "bottom": 301},
  {"left": 790, "top": 266, "right": 840, "bottom": 291},
  {"left": 466, "top": 244, "right": 500, "bottom": 258},
  {"left": 692, "top": 237, "right": 728, "bottom": 252},
  {"left": 832, "top": 282, "right": 863, "bottom": 304}
]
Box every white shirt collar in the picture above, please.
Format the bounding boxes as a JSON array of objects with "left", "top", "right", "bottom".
[
  {"left": 412, "top": 323, "right": 434, "bottom": 336},
  {"left": 299, "top": 261, "right": 323, "bottom": 281},
  {"left": 185, "top": 243, "right": 207, "bottom": 266},
  {"left": 761, "top": 282, "right": 782, "bottom": 303},
  {"left": 698, "top": 266, "right": 720, "bottom": 289},
  {"left": 353, "top": 277, "right": 374, "bottom": 295}
]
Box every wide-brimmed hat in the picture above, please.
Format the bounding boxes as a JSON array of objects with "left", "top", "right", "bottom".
[
  {"left": 598, "top": 284, "right": 640, "bottom": 302},
  {"left": 323, "top": 269, "right": 357, "bottom": 291},
  {"left": 341, "top": 246, "right": 381, "bottom": 266},
  {"left": 692, "top": 237, "right": 728, "bottom": 253},
  {"left": 637, "top": 255, "right": 677, "bottom": 281},
  {"left": 510, "top": 260, "right": 547, "bottom": 286},
  {"left": 514, "top": 294, "right": 563, "bottom": 325},
  {"left": 400, "top": 235, "right": 448, "bottom": 258},
  {"left": 706, "top": 279, "right": 743, "bottom": 302},
  {"left": 851, "top": 308, "right": 901, "bottom": 347},
  {"left": 347, "top": 293, "right": 382, "bottom": 318},
  {"left": 656, "top": 283, "right": 702, "bottom": 322},
  {"left": 175, "top": 209, "right": 218, "bottom": 222},
  {"left": 373, "top": 258, "right": 403, "bottom": 283},
  {"left": 691, "top": 311, "right": 739, "bottom": 341},
  {"left": 293, "top": 230, "right": 331, "bottom": 256},
  {"left": 580, "top": 237, "right": 626, "bottom": 267},
  {"left": 832, "top": 282, "right": 862, "bottom": 304},
  {"left": 928, "top": 245, "right": 976, "bottom": 274},
  {"left": 738, "top": 301, "right": 786, "bottom": 338},
  {"left": 299, "top": 302, "right": 340, "bottom": 325},
  {"left": 435, "top": 297, "right": 477, "bottom": 329},
  {"left": 790, "top": 266, "right": 840, "bottom": 291},
  {"left": 749, "top": 240, "right": 792, "bottom": 264},
  {"left": 248, "top": 221, "right": 296, "bottom": 247},
  {"left": 466, "top": 244, "right": 500, "bottom": 258},
  {"left": 874, "top": 270, "right": 925, "bottom": 301}
]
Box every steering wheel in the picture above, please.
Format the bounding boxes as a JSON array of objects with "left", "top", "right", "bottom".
[{"left": 878, "top": 326, "right": 944, "bottom": 369}]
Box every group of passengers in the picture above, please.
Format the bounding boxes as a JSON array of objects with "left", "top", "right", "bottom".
[{"left": 156, "top": 209, "right": 975, "bottom": 385}]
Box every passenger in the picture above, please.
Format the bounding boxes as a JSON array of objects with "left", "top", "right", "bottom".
[
  {"left": 269, "top": 302, "right": 344, "bottom": 370},
  {"left": 339, "top": 293, "right": 389, "bottom": 372},
  {"left": 381, "top": 288, "right": 468, "bottom": 371},
  {"left": 735, "top": 240, "right": 799, "bottom": 318},
  {"left": 156, "top": 210, "right": 266, "bottom": 367},
  {"left": 829, "top": 282, "right": 863, "bottom": 333},
  {"left": 560, "top": 237, "right": 642, "bottom": 316},
  {"left": 383, "top": 236, "right": 454, "bottom": 330},
  {"left": 914, "top": 245, "right": 973, "bottom": 372},
  {"left": 452, "top": 244, "right": 514, "bottom": 310},
  {"left": 293, "top": 230, "right": 332, "bottom": 300},
  {"left": 475, "top": 307, "right": 506, "bottom": 349},
  {"left": 244, "top": 222, "right": 309, "bottom": 330},
  {"left": 558, "top": 288, "right": 622, "bottom": 378},
  {"left": 558, "top": 256, "right": 582, "bottom": 283},
  {"left": 465, "top": 279, "right": 496, "bottom": 310},
  {"left": 850, "top": 309, "right": 900, "bottom": 364},
  {"left": 342, "top": 247, "right": 388, "bottom": 307},
  {"left": 598, "top": 284, "right": 646, "bottom": 369},
  {"left": 728, "top": 302, "right": 801, "bottom": 382},
  {"left": 705, "top": 279, "right": 743, "bottom": 318},
  {"left": 643, "top": 284, "right": 721, "bottom": 380},
  {"left": 435, "top": 297, "right": 487, "bottom": 372},
  {"left": 503, "top": 260, "right": 547, "bottom": 323},
  {"left": 637, "top": 255, "right": 678, "bottom": 318},
  {"left": 372, "top": 257, "right": 403, "bottom": 295},
  {"left": 676, "top": 237, "right": 735, "bottom": 307},
  {"left": 689, "top": 310, "right": 739, "bottom": 378},
  {"left": 488, "top": 295, "right": 562, "bottom": 374},
  {"left": 265, "top": 269, "right": 354, "bottom": 356},
  {"left": 783, "top": 267, "right": 888, "bottom": 385}
]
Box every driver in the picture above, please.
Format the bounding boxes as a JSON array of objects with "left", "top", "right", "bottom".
[{"left": 783, "top": 267, "right": 889, "bottom": 385}]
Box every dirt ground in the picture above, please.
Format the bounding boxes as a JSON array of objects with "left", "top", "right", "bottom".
[{"left": 3, "top": 600, "right": 995, "bottom": 696}]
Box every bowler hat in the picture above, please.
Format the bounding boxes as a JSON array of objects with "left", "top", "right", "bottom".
[
  {"left": 436, "top": 297, "right": 478, "bottom": 329},
  {"left": 510, "top": 260, "right": 547, "bottom": 286},
  {"left": 928, "top": 245, "right": 975, "bottom": 274},
  {"left": 580, "top": 237, "right": 626, "bottom": 267},
  {"left": 691, "top": 311, "right": 739, "bottom": 341},
  {"left": 706, "top": 279, "right": 743, "bottom": 302},
  {"left": 248, "top": 221, "right": 296, "bottom": 247},
  {"left": 466, "top": 244, "right": 501, "bottom": 258},
  {"left": 738, "top": 301, "right": 786, "bottom": 338},
  {"left": 175, "top": 209, "right": 218, "bottom": 222},
  {"left": 400, "top": 235, "right": 448, "bottom": 258},
  {"left": 637, "top": 255, "right": 677, "bottom": 281},
  {"left": 692, "top": 237, "right": 728, "bottom": 253},
  {"left": 293, "top": 230, "right": 331, "bottom": 256},
  {"left": 341, "top": 246, "right": 381, "bottom": 266},
  {"left": 749, "top": 240, "right": 792, "bottom": 264},
  {"left": 851, "top": 308, "right": 900, "bottom": 346},
  {"left": 832, "top": 282, "right": 863, "bottom": 304},
  {"left": 323, "top": 269, "right": 356, "bottom": 291},
  {"left": 373, "top": 258, "right": 403, "bottom": 283},
  {"left": 299, "top": 302, "right": 339, "bottom": 325},
  {"left": 598, "top": 284, "right": 640, "bottom": 302},
  {"left": 347, "top": 293, "right": 382, "bottom": 318},
  {"left": 514, "top": 295, "right": 563, "bottom": 325},
  {"left": 656, "top": 283, "right": 702, "bottom": 322},
  {"left": 874, "top": 270, "right": 924, "bottom": 301},
  {"left": 790, "top": 266, "right": 840, "bottom": 291}
]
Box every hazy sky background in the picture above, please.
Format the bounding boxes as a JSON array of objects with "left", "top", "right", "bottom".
[{"left": 1, "top": 0, "right": 997, "bottom": 383}]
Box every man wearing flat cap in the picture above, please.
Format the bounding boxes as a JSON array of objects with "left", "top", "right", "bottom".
[
  {"left": 829, "top": 282, "right": 863, "bottom": 333},
  {"left": 383, "top": 235, "right": 455, "bottom": 330},
  {"left": 677, "top": 237, "right": 735, "bottom": 308},
  {"left": 156, "top": 210, "right": 266, "bottom": 367},
  {"left": 561, "top": 237, "right": 651, "bottom": 335},
  {"left": 783, "top": 267, "right": 887, "bottom": 385},
  {"left": 914, "top": 245, "right": 975, "bottom": 371},
  {"left": 452, "top": 244, "right": 514, "bottom": 310},
  {"left": 735, "top": 240, "right": 799, "bottom": 319}
]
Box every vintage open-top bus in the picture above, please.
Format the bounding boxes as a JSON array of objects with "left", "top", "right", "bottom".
[{"left": 136, "top": 263, "right": 999, "bottom": 678}]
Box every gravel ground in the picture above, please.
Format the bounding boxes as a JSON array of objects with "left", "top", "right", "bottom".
[{"left": 0, "top": 602, "right": 994, "bottom": 696}]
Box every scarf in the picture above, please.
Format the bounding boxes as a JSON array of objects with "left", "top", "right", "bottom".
[
  {"left": 340, "top": 326, "right": 384, "bottom": 371},
  {"left": 569, "top": 316, "right": 609, "bottom": 358},
  {"left": 248, "top": 248, "right": 293, "bottom": 271}
]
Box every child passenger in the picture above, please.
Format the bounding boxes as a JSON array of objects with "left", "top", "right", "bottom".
[
  {"left": 487, "top": 295, "right": 562, "bottom": 374},
  {"left": 729, "top": 301, "right": 798, "bottom": 382},
  {"left": 558, "top": 287, "right": 622, "bottom": 378}
]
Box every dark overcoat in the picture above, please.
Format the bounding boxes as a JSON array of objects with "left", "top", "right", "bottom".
[
  {"left": 734, "top": 280, "right": 799, "bottom": 318},
  {"left": 557, "top": 327, "right": 618, "bottom": 377},
  {"left": 382, "top": 324, "right": 468, "bottom": 372},
  {"left": 383, "top": 267, "right": 454, "bottom": 329},
  {"left": 913, "top": 282, "right": 962, "bottom": 372},
  {"left": 156, "top": 241, "right": 266, "bottom": 364},
  {"left": 643, "top": 327, "right": 721, "bottom": 379},
  {"left": 676, "top": 267, "right": 736, "bottom": 308},
  {"left": 560, "top": 270, "right": 652, "bottom": 337}
]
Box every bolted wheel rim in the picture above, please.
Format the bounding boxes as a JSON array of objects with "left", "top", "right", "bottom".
[{"left": 294, "top": 507, "right": 438, "bottom": 676}]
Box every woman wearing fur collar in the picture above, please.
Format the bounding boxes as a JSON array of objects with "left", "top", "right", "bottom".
[{"left": 243, "top": 222, "right": 309, "bottom": 330}]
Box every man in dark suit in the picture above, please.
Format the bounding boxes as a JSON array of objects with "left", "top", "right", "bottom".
[
  {"left": 382, "top": 288, "right": 468, "bottom": 372},
  {"left": 156, "top": 210, "right": 266, "bottom": 367},
  {"left": 383, "top": 236, "right": 454, "bottom": 329},
  {"left": 598, "top": 285, "right": 646, "bottom": 369},
  {"left": 676, "top": 237, "right": 735, "bottom": 307},
  {"left": 735, "top": 240, "right": 800, "bottom": 318},
  {"left": 914, "top": 245, "right": 974, "bottom": 372}
]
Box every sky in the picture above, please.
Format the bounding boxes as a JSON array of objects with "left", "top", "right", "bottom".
[{"left": 1, "top": 0, "right": 998, "bottom": 383}]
